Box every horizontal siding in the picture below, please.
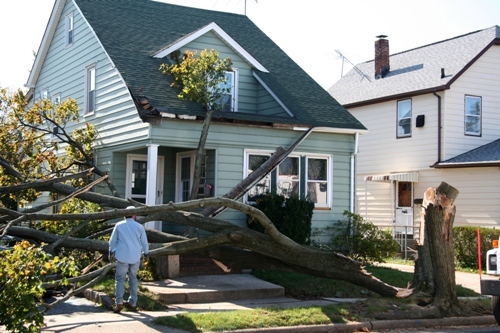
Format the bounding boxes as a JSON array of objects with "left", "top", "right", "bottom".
[
  {"left": 349, "top": 93, "right": 439, "bottom": 176},
  {"left": 443, "top": 45, "right": 500, "bottom": 159}
]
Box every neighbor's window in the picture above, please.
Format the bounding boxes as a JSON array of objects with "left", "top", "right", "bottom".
[
  {"left": 397, "top": 99, "right": 412, "bottom": 138},
  {"left": 85, "top": 65, "right": 95, "bottom": 114},
  {"left": 65, "top": 12, "right": 74, "bottom": 47},
  {"left": 52, "top": 93, "right": 61, "bottom": 106},
  {"left": 216, "top": 70, "right": 238, "bottom": 112},
  {"left": 465, "top": 95, "right": 481, "bottom": 136},
  {"left": 245, "top": 151, "right": 331, "bottom": 208}
]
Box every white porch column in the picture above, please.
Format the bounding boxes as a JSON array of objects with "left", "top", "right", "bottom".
[{"left": 145, "top": 144, "right": 160, "bottom": 230}]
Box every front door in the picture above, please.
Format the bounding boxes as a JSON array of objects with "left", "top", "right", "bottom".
[
  {"left": 125, "top": 154, "right": 164, "bottom": 205},
  {"left": 395, "top": 181, "right": 413, "bottom": 234}
]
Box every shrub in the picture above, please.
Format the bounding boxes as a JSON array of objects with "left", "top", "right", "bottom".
[
  {"left": 327, "top": 211, "right": 400, "bottom": 264},
  {"left": 247, "top": 193, "right": 314, "bottom": 245},
  {"left": 454, "top": 226, "right": 500, "bottom": 270},
  {"left": 0, "top": 241, "right": 78, "bottom": 333}
]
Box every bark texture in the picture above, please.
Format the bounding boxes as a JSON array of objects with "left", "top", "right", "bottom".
[{"left": 412, "top": 182, "right": 460, "bottom": 315}]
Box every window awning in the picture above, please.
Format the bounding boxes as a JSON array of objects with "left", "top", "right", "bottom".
[{"left": 364, "top": 172, "right": 418, "bottom": 183}]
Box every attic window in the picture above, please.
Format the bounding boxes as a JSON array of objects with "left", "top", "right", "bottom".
[
  {"left": 216, "top": 70, "right": 238, "bottom": 112},
  {"left": 65, "top": 12, "right": 74, "bottom": 47}
]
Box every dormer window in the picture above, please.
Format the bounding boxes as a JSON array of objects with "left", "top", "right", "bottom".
[
  {"left": 218, "top": 70, "right": 238, "bottom": 112},
  {"left": 65, "top": 12, "right": 74, "bottom": 47}
]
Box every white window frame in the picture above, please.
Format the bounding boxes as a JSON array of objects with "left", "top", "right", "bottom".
[
  {"left": 397, "top": 99, "right": 412, "bottom": 138},
  {"left": 305, "top": 155, "right": 332, "bottom": 209},
  {"left": 85, "top": 65, "right": 96, "bottom": 115},
  {"left": 65, "top": 12, "right": 74, "bottom": 47},
  {"left": 219, "top": 69, "right": 238, "bottom": 112},
  {"left": 243, "top": 150, "right": 332, "bottom": 208},
  {"left": 52, "top": 93, "right": 61, "bottom": 106},
  {"left": 41, "top": 88, "right": 48, "bottom": 100},
  {"left": 175, "top": 150, "right": 208, "bottom": 202},
  {"left": 464, "top": 95, "right": 482, "bottom": 136}
]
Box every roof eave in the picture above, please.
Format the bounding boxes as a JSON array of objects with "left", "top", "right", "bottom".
[
  {"left": 431, "top": 161, "right": 500, "bottom": 169},
  {"left": 343, "top": 85, "right": 449, "bottom": 109}
]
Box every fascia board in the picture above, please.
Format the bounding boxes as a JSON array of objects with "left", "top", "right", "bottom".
[{"left": 152, "top": 22, "right": 269, "bottom": 73}]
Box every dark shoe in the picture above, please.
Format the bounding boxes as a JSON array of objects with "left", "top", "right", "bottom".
[
  {"left": 123, "top": 301, "right": 137, "bottom": 311},
  {"left": 113, "top": 304, "right": 123, "bottom": 313}
]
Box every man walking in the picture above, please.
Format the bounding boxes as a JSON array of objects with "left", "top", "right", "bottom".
[{"left": 109, "top": 206, "right": 149, "bottom": 313}]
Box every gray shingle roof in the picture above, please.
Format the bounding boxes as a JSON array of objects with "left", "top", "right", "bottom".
[
  {"left": 329, "top": 26, "right": 500, "bottom": 107},
  {"left": 74, "top": 0, "right": 366, "bottom": 130},
  {"left": 436, "top": 138, "right": 500, "bottom": 167}
]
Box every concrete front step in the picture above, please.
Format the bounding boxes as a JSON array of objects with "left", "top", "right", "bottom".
[{"left": 141, "top": 273, "right": 285, "bottom": 304}]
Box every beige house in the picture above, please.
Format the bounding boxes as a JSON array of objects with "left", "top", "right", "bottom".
[{"left": 329, "top": 26, "right": 500, "bottom": 239}]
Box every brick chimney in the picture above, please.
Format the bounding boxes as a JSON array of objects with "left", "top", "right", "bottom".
[{"left": 375, "top": 35, "right": 390, "bottom": 78}]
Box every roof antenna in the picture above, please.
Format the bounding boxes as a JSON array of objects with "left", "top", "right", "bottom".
[
  {"left": 245, "top": 0, "right": 258, "bottom": 16},
  {"left": 335, "top": 49, "right": 371, "bottom": 82}
]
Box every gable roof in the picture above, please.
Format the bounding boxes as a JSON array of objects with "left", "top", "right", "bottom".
[
  {"left": 329, "top": 26, "right": 500, "bottom": 107},
  {"left": 433, "top": 138, "right": 500, "bottom": 168},
  {"left": 29, "top": 0, "right": 366, "bottom": 132}
]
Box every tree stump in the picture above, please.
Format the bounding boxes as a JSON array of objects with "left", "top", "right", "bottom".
[{"left": 412, "top": 182, "right": 460, "bottom": 315}]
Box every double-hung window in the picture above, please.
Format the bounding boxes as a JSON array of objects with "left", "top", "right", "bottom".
[
  {"left": 245, "top": 151, "right": 331, "bottom": 208},
  {"left": 465, "top": 95, "right": 481, "bottom": 136},
  {"left": 397, "top": 99, "right": 412, "bottom": 138},
  {"left": 85, "top": 65, "right": 95, "bottom": 114},
  {"left": 65, "top": 12, "right": 74, "bottom": 47},
  {"left": 216, "top": 70, "right": 238, "bottom": 112}
]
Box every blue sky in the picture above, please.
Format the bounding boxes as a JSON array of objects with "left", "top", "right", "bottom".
[{"left": 2, "top": 0, "right": 500, "bottom": 90}]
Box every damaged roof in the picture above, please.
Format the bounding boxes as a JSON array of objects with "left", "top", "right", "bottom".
[{"left": 71, "top": 0, "right": 366, "bottom": 130}]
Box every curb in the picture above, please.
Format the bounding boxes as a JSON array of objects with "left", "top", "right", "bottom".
[
  {"left": 83, "top": 288, "right": 114, "bottom": 310},
  {"left": 204, "top": 316, "right": 497, "bottom": 332}
]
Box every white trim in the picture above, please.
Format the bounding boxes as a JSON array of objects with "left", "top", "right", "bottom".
[
  {"left": 243, "top": 149, "right": 332, "bottom": 208},
  {"left": 293, "top": 127, "right": 369, "bottom": 135},
  {"left": 175, "top": 150, "right": 197, "bottom": 202},
  {"left": 65, "top": 11, "right": 74, "bottom": 47},
  {"left": 153, "top": 22, "right": 269, "bottom": 73},
  {"left": 84, "top": 64, "right": 96, "bottom": 114},
  {"left": 125, "top": 153, "right": 165, "bottom": 205},
  {"left": 253, "top": 71, "right": 294, "bottom": 117}
]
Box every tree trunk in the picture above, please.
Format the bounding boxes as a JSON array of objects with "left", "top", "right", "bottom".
[{"left": 412, "top": 182, "right": 460, "bottom": 315}]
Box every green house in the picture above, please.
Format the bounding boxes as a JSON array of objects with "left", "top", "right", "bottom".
[{"left": 26, "top": 0, "right": 367, "bottom": 238}]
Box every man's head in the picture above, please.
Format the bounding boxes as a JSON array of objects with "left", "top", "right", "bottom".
[{"left": 125, "top": 206, "right": 137, "bottom": 220}]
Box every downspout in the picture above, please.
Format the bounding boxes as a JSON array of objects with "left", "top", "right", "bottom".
[
  {"left": 433, "top": 91, "right": 442, "bottom": 163},
  {"left": 350, "top": 132, "right": 359, "bottom": 212}
]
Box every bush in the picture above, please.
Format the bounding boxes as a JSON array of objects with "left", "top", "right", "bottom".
[
  {"left": 454, "top": 226, "right": 500, "bottom": 270},
  {"left": 326, "top": 211, "right": 399, "bottom": 264},
  {"left": 247, "top": 193, "right": 314, "bottom": 245},
  {"left": 0, "top": 241, "right": 78, "bottom": 333}
]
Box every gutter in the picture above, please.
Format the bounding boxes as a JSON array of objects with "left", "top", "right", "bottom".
[
  {"left": 433, "top": 91, "right": 442, "bottom": 164},
  {"left": 432, "top": 161, "right": 500, "bottom": 169},
  {"left": 350, "top": 132, "right": 359, "bottom": 213}
]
